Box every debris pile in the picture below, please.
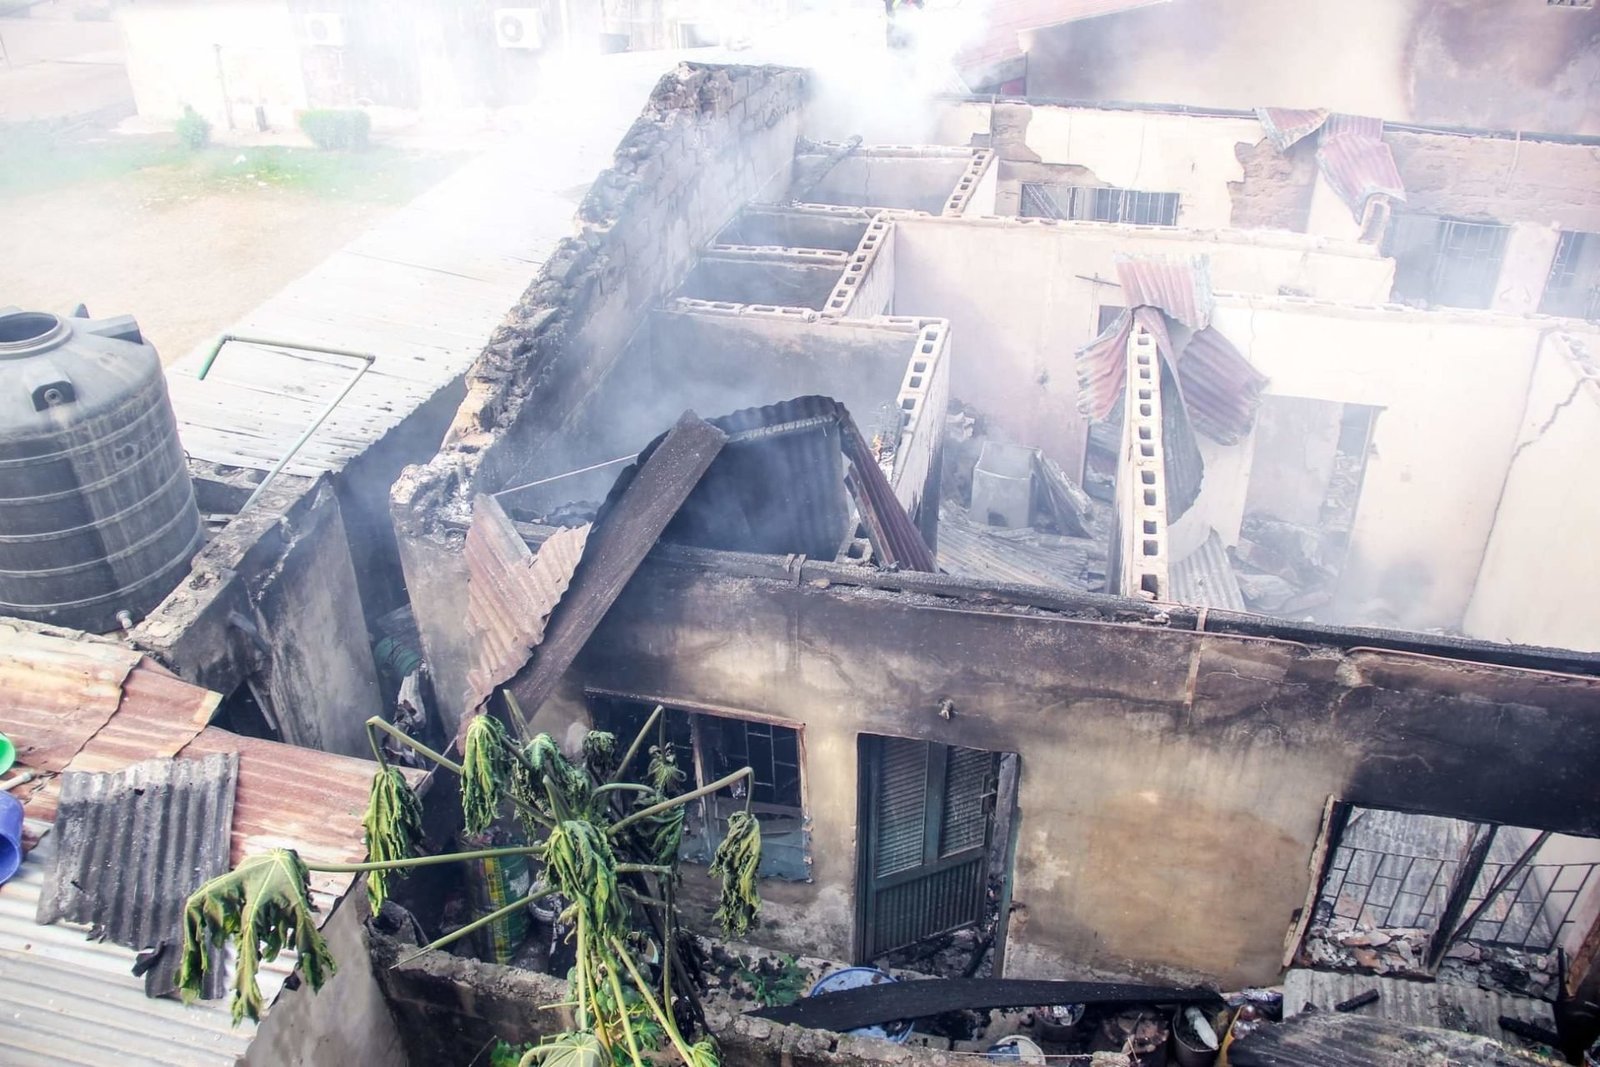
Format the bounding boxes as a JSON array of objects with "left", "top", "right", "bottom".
[{"left": 1303, "top": 919, "right": 1562, "bottom": 1001}]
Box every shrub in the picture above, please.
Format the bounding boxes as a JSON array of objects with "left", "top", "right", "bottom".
[
  {"left": 297, "top": 108, "right": 372, "bottom": 150},
  {"left": 175, "top": 105, "right": 211, "bottom": 150}
]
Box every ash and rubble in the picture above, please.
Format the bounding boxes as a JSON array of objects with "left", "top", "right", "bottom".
[{"left": 1304, "top": 918, "right": 1563, "bottom": 1002}]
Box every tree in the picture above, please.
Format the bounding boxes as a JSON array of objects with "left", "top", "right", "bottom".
[{"left": 179, "top": 700, "right": 763, "bottom": 1067}]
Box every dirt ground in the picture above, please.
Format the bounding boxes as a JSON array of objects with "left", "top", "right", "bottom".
[{"left": 0, "top": 145, "right": 462, "bottom": 364}]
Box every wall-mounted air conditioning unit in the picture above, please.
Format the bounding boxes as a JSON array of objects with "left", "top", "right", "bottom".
[
  {"left": 301, "top": 13, "right": 345, "bottom": 48},
  {"left": 494, "top": 9, "right": 544, "bottom": 49}
]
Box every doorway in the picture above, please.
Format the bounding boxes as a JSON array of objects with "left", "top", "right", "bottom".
[{"left": 855, "top": 734, "right": 1018, "bottom": 973}]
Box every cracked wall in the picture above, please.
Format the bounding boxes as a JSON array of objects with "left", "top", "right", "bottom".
[{"left": 1464, "top": 336, "right": 1600, "bottom": 652}]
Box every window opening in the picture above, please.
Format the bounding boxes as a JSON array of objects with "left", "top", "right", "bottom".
[
  {"left": 587, "top": 695, "right": 809, "bottom": 880},
  {"left": 1384, "top": 213, "right": 1509, "bottom": 309},
  {"left": 1020, "top": 183, "right": 1180, "bottom": 226},
  {"left": 1541, "top": 230, "right": 1600, "bottom": 320},
  {"left": 1295, "top": 804, "right": 1600, "bottom": 998}
]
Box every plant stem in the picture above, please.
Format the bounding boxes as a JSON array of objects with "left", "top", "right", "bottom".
[
  {"left": 620, "top": 886, "right": 670, "bottom": 909},
  {"left": 609, "top": 768, "right": 752, "bottom": 836},
  {"left": 610, "top": 935, "right": 699, "bottom": 1066},
  {"left": 592, "top": 782, "right": 656, "bottom": 798},
  {"left": 395, "top": 887, "right": 558, "bottom": 965},
  {"left": 503, "top": 690, "right": 532, "bottom": 739},
  {"left": 610, "top": 705, "right": 664, "bottom": 784},
  {"left": 365, "top": 716, "right": 463, "bottom": 774},
  {"left": 602, "top": 945, "right": 645, "bottom": 1066},
  {"left": 616, "top": 863, "right": 672, "bottom": 875},
  {"left": 305, "top": 844, "right": 544, "bottom": 874}
]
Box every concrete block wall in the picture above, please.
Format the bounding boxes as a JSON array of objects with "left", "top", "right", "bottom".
[
  {"left": 824, "top": 213, "right": 895, "bottom": 319},
  {"left": 134, "top": 475, "right": 383, "bottom": 758},
  {"left": 1114, "top": 330, "right": 1169, "bottom": 601},
  {"left": 889, "top": 318, "right": 953, "bottom": 542}
]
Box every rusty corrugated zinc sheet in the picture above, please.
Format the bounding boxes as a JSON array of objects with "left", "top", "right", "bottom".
[
  {"left": 1115, "top": 254, "right": 1213, "bottom": 331},
  {"left": 1171, "top": 327, "right": 1270, "bottom": 445},
  {"left": 1316, "top": 114, "right": 1405, "bottom": 220},
  {"left": 463, "top": 493, "right": 589, "bottom": 716},
  {"left": 1168, "top": 530, "right": 1246, "bottom": 612},
  {"left": 1255, "top": 107, "right": 1330, "bottom": 151},
  {"left": 38, "top": 753, "right": 238, "bottom": 999},
  {"left": 0, "top": 626, "right": 139, "bottom": 776}
]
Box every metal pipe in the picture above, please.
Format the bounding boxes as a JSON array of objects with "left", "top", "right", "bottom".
[{"left": 197, "top": 334, "right": 376, "bottom": 513}]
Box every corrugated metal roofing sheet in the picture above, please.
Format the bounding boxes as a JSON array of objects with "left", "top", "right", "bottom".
[
  {"left": 1168, "top": 529, "right": 1245, "bottom": 611},
  {"left": 0, "top": 832, "right": 270, "bottom": 1067},
  {"left": 1255, "top": 107, "right": 1330, "bottom": 151},
  {"left": 464, "top": 493, "right": 589, "bottom": 715},
  {"left": 1173, "top": 327, "right": 1270, "bottom": 445},
  {"left": 1316, "top": 115, "right": 1406, "bottom": 221},
  {"left": 0, "top": 626, "right": 139, "bottom": 776},
  {"left": 955, "top": 0, "right": 1172, "bottom": 72},
  {"left": 1115, "top": 254, "right": 1213, "bottom": 331},
  {"left": 1282, "top": 968, "right": 1556, "bottom": 1039},
  {"left": 38, "top": 754, "right": 238, "bottom": 1000}
]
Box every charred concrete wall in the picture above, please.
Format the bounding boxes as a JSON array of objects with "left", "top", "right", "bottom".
[
  {"left": 246, "top": 894, "right": 407, "bottom": 1067},
  {"left": 543, "top": 550, "right": 1600, "bottom": 989},
  {"left": 369, "top": 926, "right": 961, "bottom": 1066},
  {"left": 135, "top": 476, "right": 382, "bottom": 757},
  {"left": 391, "top": 63, "right": 809, "bottom": 725},
  {"left": 1465, "top": 336, "right": 1600, "bottom": 653}
]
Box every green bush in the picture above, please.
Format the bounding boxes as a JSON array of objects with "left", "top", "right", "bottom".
[
  {"left": 175, "top": 105, "right": 211, "bottom": 150},
  {"left": 297, "top": 109, "right": 372, "bottom": 151}
]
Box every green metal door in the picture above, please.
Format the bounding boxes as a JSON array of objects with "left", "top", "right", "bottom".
[{"left": 856, "top": 735, "right": 999, "bottom": 961}]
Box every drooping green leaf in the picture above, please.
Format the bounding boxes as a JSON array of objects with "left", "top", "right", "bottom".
[
  {"left": 647, "top": 742, "right": 686, "bottom": 795},
  {"left": 519, "top": 1032, "right": 604, "bottom": 1067},
  {"left": 581, "top": 729, "right": 618, "bottom": 779},
  {"left": 178, "top": 849, "right": 338, "bottom": 1024},
  {"left": 708, "top": 811, "right": 762, "bottom": 939},
  {"left": 543, "top": 819, "right": 624, "bottom": 935},
  {"left": 463, "top": 713, "right": 512, "bottom": 835},
  {"left": 685, "top": 1039, "right": 720, "bottom": 1067},
  {"left": 361, "top": 766, "right": 423, "bottom": 911}
]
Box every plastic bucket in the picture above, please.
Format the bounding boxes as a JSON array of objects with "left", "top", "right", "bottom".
[
  {"left": 0, "top": 791, "right": 24, "bottom": 885},
  {"left": 808, "top": 967, "right": 913, "bottom": 1043},
  {"left": 986, "top": 1035, "right": 1046, "bottom": 1062}
]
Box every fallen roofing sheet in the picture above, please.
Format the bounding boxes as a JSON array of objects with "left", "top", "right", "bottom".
[
  {"left": 1228, "top": 1010, "right": 1552, "bottom": 1067},
  {"left": 464, "top": 492, "right": 590, "bottom": 716},
  {"left": 1316, "top": 114, "right": 1406, "bottom": 221},
  {"left": 1169, "top": 529, "right": 1246, "bottom": 612},
  {"left": 1115, "top": 254, "right": 1213, "bottom": 332},
  {"left": 38, "top": 754, "right": 238, "bottom": 999},
  {"left": 1256, "top": 107, "right": 1331, "bottom": 151},
  {"left": 502, "top": 411, "right": 727, "bottom": 727},
  {"left": 752, "top": 977, "right": 1217, "bottom": 1032},
  {"left": 1282, "top": 968, "right": 1555, "bottom": 1042},
  {"left": 0, "top": 626, "right": 141, "bottom": 775},
  {"left": 937, "top": 507, "right": 1096, "bottom": 591}
]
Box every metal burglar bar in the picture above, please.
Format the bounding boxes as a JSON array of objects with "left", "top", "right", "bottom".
[
  {"left": 1020, "top": 183, "right": 1180, "bottom": 226},
  {"left": 1541, "top": 231, "right": 1600, "bottom": 319},
  {"left": 1385, "top": 213, "right": 1509, "bottom": 309},
  {"left": 1318, "top": 839, "right": 1600, "bottom": 953},
  {"left": 857, "top": 736, "right": 999, "bottom": 961}
]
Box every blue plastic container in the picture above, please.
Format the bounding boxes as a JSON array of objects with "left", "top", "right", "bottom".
[
  {"left": 0, "top": 790, "right": 24, "bottom": 885},
  {"left": 808, "top": 967, "right": 913, "bottom": 1043}
]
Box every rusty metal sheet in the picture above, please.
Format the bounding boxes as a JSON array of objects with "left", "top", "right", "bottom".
[
  {"left": 1255, "top": 107, "right": 1330, "bottom": 151},
  {"left": 504, "top": 412, "right": 728, "bottom": 727},
  {"left": 179, "top": 726, "right": 425, "bottom": 911},
  {"left": 839, "top": 407, "right": 938, "bottom": 572},
  {"left": 1173, "top": 327, "right": 1270, "bottom": 445},
  {"left": 0, "top": 626, "right": 140, "bottom": 777},
  {"left": 1317, "top": 115, "right": 1406, "bottom": 220},
  {"left": 39, "top": 753, "right": 238, "bottom": 999},
  {"left": 463, "top": 493, "right": 589, "bottom": 715},
  {"left": 1114, "top": 255, "right": 1214, "bottom": 331},
  {"left": 1168, "top": 530, "right": 1245, "bottom": 612}
]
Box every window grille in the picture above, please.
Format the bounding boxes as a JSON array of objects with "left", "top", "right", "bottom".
[
  {"left": 1385, "top": 213, "right": 1509, "bottom": 309},
  {"left": 1021, "top": 183, "right": 1180, "bottom": 226},
  {"left": 1541, "top": 230, "right": 1600, "bottom": 320}
]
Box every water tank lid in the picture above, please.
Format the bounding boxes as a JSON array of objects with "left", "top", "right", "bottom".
[{"left": 0, "top": 312, "right": 70, "bottom": 359}]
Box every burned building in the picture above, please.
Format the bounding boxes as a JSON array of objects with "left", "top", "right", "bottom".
[{"left": 6, "top": 46, "right": 1600, "bottom": 1067}]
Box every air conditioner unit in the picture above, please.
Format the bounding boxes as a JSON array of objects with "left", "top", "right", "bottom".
[
  {"left": 301, "top": 13, "right": 344, "bottom": 48},
  {"left": 494, "top": 8, "right": 544, "bottom": 49}
]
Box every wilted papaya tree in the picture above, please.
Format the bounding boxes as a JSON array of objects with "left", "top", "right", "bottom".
[{"left": 179, "top": 699, "right": 763, "bottom": 1067}]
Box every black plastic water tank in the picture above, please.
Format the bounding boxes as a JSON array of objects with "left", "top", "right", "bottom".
[{"left": 0, "top": 307, "right": 202, "bottom": 633}]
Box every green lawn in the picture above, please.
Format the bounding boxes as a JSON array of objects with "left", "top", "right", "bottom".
[{"left": 0, "top": 121, "right": 462, "bottom": 202}]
